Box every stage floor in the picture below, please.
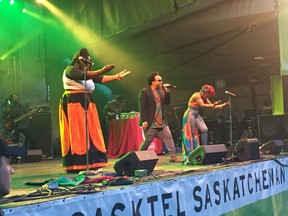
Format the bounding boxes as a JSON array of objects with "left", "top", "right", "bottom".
[{"left": 2, "top": 152, "right": 288, "bottom": 209}]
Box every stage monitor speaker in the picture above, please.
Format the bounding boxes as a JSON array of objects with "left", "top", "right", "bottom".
[
  {"left": 258, "top": 115, "right": 288, "bottom": 143},
  {"left": 21, "top": 149, "right": 42, "bottom": 163},
  {"left": 260, "top": 140, "right": 284, "bottom": 155},
  {"left": 227, "top": 138, "right": 260, "bottom": 162},
  {"left": 188, "top": 144, "right": 227, "bottom": 165},
  {"left": 113, "top": 150, "right": 159, "bottom": 176},
  {"left": 28, "top": 112, "right": 53, "bottom": 158}
]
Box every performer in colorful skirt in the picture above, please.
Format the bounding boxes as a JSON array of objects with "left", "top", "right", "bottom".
[
  {"left": 59, "top": 48, "right": 129, "bottom": 173},
  {"left": 182, "top": 84, "right": 229, "bottom": 164}
]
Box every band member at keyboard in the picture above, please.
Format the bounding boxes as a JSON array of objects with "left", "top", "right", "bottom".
[
  {"left": 59, "top": 48, "right": 129, "bottom": 173},
  {"left": 2, "top": 93, "right": 34, "bottom": 148},
  {"left": 182, "top": 84, "right": 229, "bottom": 163},
  {"left": 103, "top": 95, "right": 126, "bottom": 144}
]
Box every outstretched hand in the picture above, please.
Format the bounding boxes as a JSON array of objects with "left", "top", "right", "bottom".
[
  {"left": 103, "top": 64, "right": 116, "bottom": 72},
  {"left": 214, "top": 101, "right": 230, "bottom": 109},
  {"left": 116, "top": 69, "right": 131, "bottom": 80},
  {"left": 223, "top": 101, "right": 230, "bottom": 106},
  {"left": 213, "top": 100, "right": 221, "bottom": 106},
  {"left": 220, "top": 101, "right": 230, "bottom": 108}
]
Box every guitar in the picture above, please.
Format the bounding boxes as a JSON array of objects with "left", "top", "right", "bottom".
[{"left": 4, "top": 107, "right": 41, "bottom": 131}]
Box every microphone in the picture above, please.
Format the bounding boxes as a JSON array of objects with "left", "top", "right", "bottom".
[
  {"left": 225, "top": 90, "right": 236, "bottom": 97},
  {"left": 163, "top": 84, "right": 176, "bottom": 89},
  {"left": 5, "top": 99, "right": 11, "bottom": 105},
  {"left": 78, "top": 56, "right": 94, "bottom": 66}
]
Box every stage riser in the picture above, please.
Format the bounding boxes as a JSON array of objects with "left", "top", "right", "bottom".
[{"left": 4, "top": 157, "right": 288, "bottom": 215}]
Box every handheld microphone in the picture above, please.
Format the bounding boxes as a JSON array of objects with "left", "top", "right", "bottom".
[
  {"left": 225, "top": 90, "right": 236, "bottom": 97},
  {"left": 163, "top": 84, "right": 176, "bottom": 89},
  {"left": 78, "top": 56, "right": 94, "bottom": 66}
]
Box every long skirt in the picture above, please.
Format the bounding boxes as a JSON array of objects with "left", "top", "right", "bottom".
[
  {"left": 181, "top": 109, "right": 200, "bottom": 158},
  {"left": 59, "top": 90, "right": 108, "bottom": 172}
]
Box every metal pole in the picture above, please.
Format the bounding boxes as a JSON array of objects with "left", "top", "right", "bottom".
[
  {"left": 83, "top": 64, "right": 89, "bottom": 171},
  {"left": 228, "top": 95, "right": 233, "bottom": 146}
]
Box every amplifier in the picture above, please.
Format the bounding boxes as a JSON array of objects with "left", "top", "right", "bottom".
[
  {"left": 30, "top": 104, "right": 51, "bottom": 112},
  {"left": 28, "top": 112, "right": 53, "bottom": 158}
]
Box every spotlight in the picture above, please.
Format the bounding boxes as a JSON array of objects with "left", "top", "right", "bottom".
[
  {"left": 10, "top": 0, "right": 14, "bottom": 5},
  {"left": 36, "top": 0, "right": 44, "bottom": 3},
  {"left": 22, "top": 8, "right": 26, "bottom": 13}
]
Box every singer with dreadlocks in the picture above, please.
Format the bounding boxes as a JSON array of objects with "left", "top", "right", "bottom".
[
  {"left": 181, "top": 84, "right": 229, "bottom": 164},
  {"left": 59, "top": 48, "right": 129, "bottom": 173}
]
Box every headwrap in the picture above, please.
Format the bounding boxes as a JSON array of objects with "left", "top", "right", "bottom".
[
  {"left": 70, "top": 48, "right": 92, "bottom": 71},
  {"left": 201, "top": 84, "right": 215, "bottom": 96}
]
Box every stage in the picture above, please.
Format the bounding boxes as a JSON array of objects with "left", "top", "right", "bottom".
[{"left": 1, "top": 152, "right": 288, "bottom": 215}]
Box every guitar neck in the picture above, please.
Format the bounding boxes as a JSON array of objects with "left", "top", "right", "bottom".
[{"left": 14, "top": 110, "right": 37, "bottom": 123}]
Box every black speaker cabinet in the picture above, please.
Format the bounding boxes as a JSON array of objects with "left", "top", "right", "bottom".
[
  {"left": 258, "top": 115, "right": 288, "bottom": 143},
  {"left": 21, "top": 149, "right": 42, "bottom": 163},
  {"left": 188, "top": 144, "right": 227, "bottom": 165},
  {"left": 260, "top": 140, "right": 284, "bottom": 155},
  {"left": 113, "top": 150, "right": 159, "bottom": 176},
  {"left": 28, "top": 112, "right": 53, "bottom": 158},
  {"left": 227, "top": 138, "right": 260, "bottom": 162}
]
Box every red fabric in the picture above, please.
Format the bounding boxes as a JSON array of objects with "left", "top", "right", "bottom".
[
  {"left": 83, "top": 176, "right": 115, "bottom": 184},
  {"left": 107, "top": 117, "right": 165, "bottom": 158},
  {"left": 107, "top": 117, "right": 144, "bottom": 158},
  {"left": 148, "top": 138, "right": 164, "bottom": 155}
]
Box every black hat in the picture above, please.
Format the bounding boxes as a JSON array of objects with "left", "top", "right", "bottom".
[{"left": 0, "top": 140, "right": 27, "bottom": 157}]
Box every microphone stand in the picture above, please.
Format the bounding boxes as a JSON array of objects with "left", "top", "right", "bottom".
[
  {"left": 228, "top": 95, "right": 233, "bottom": 147},
  {"left": 83, "top": 63, "right": 89, "bottom": 171},
  {"left": 167, "top": 88, "right": 181, "bottom": 149}
]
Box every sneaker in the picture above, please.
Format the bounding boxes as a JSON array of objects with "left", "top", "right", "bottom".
[
  {"left": 182, "top": 159, "right": 191, "bottom": 166},
  {"left": 170, "top": 155, "right": 180, "bottom": 163}
]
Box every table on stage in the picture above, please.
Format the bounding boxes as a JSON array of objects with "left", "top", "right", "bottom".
[
  {"left": 107, "top": 117, "right": 143, "bottom": 158},
  {"left": 107, "top": 117, "right": 164, "bottom": 158}
]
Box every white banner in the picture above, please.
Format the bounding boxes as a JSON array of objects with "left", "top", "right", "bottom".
[{"left": 4, "top": 158, "right": 288, "bottom": 216}]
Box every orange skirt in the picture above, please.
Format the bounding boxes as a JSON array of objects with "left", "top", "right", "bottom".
[{"left": 59, "top": 90, "right": 108, "bottom": 172}]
